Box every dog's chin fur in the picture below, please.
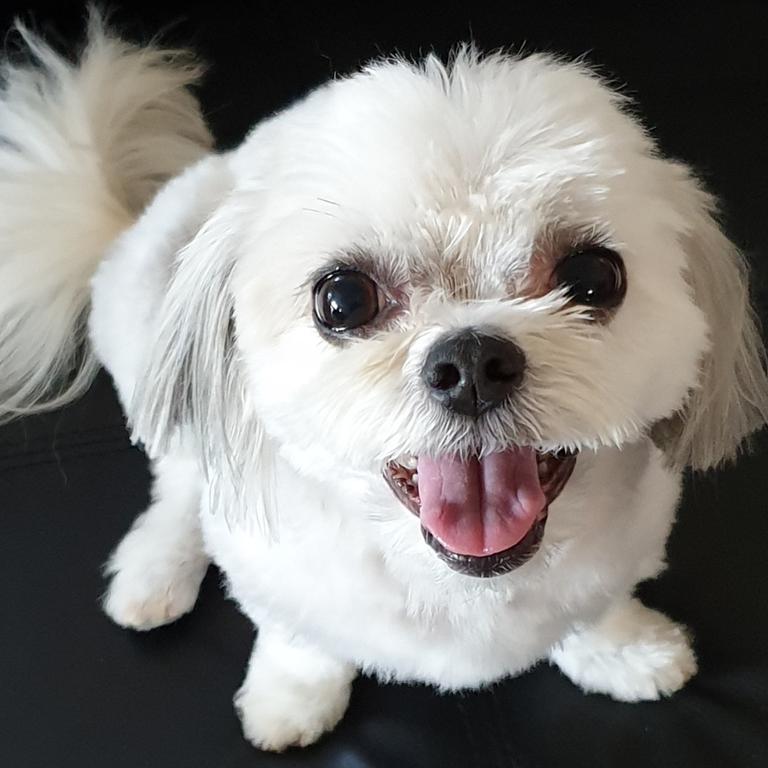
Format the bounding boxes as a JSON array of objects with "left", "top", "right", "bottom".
[{"left": 1, "top": 14, "right": 766, "bottom": 752}]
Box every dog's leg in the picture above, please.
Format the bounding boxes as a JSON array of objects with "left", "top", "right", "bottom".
[
  {"left": 549, "top": 596, "right": 697, "bottom": 701},
  {"left": 103, "top": 448, "right": 209, "bottom": 630},
  {"left": 234, "top": 625, "right": 356, "bottom": 752}
]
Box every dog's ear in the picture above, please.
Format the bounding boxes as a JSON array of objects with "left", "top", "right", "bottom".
[
  {"left": 129, "top": 205, "right": 275, "bottom": 529},
  {"left": 652, "top": 163, "right": 768, "bottom": 470}
]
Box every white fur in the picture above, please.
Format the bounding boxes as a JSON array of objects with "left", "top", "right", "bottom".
[
  {"left": 103, "top": 448, "right": 209, "bottom": 631},
  {"left": 235, "top": 626, "right": 355, "bottom": 752},
  {"left": 550, "top": 598, "right": 698, "bottom": 702},
  {"left": 0, "top": 11, "right": 211, "bottom": 422},
  {"left": 1, "top": 18, "right": 766, "bottom": 753}
]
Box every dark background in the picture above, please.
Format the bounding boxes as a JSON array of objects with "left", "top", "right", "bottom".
[{"left": 1, "top": 2, "right": 766, "bottom": 767}]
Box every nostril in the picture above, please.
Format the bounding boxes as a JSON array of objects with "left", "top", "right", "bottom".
[
  {"left": 484, "top": 356, "right": 522, "bottom": 384},
  {"left": 429, "top": 362, "right": 461, "bottom": 391}
]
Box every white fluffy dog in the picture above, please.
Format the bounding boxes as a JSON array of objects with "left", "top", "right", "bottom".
[{"left": 1, "top": 15, "right": 767, "bottom": 752}]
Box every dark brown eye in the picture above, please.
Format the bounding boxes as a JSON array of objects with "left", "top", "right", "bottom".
[
  {"left": 554, "top": 247, "right": 626, "bottom": 309},
  {"left": 313, "top": 269, "right": 380, "bottom": 331}
]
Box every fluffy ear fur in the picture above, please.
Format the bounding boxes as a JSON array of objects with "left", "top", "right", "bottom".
[
  {"left": 129, "top": 209, "right": 275, "bottom": 529},
  {"left": 653, "top": 163, "right": 768, "bottom": 470}
]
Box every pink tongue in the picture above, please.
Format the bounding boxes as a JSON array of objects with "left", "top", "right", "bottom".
[{"left": 417, "top": 449, "right": 546, "bottom": 557}]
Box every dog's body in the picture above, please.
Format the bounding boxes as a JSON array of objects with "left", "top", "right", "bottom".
[{"left": 1, "top": 16, "right": 766, "bottom": 751}]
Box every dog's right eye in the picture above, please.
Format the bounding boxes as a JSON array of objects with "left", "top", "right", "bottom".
[{"left": 313, "top": 270, "right": 380, "bottom": 332}]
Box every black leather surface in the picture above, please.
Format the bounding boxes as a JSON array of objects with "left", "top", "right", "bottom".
[{"left": 1, "top": 3, "right": 767, "bottom": 767}]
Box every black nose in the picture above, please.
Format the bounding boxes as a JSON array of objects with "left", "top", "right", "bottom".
[{"left": 421, "top": 330, "right": 526, "bottom": 417}]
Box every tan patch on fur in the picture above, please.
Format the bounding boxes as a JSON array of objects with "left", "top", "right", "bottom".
[{"left": 409, "top": 247, "right": 478, "bottom": 303}]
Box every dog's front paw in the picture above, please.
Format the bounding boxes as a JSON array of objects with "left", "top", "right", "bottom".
[
  {"left": 235, "top": 673, "right": 351, "bottom": 752},
  {"left": 104, "top": 565, "right": 202, "bottom": 631},
  {"left": 236, "top": 629, "right": 355, "bottom": 752},
  {"left": 103, "top": 512, "right": 208, "bottom": 631},
  {"left": 550, "top": 598, "right": 697, "bottom": 702}
]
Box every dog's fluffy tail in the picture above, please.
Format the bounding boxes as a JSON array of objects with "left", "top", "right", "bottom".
[{"left": 0, "top": 11, "right": 212, "bottom": 422}]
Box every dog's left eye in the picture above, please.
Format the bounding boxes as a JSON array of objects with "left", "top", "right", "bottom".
[
  {"left": 313, "top": 269, "right": 380, "bottom": 331},
  {"left": 554, "top": 246, "right": 626, "bottom": 309}
]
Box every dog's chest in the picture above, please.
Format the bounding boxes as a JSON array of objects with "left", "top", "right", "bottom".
[{"left": 201, "top": 506, "right": 562, "bottom": 686}]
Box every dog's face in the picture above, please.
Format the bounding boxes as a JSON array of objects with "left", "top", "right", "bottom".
[
  {"left": 133, "top": 51, "right": 768, "bottom": 577},
  {"left": 232, "top": 51, "right": 713, "bottom": 576}
]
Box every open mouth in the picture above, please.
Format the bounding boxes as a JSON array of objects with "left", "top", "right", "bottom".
[{"left": 384, "top": 447, "right": 576, "bottom": 578}]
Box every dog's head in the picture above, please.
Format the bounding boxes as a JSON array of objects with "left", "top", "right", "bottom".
[{"left": 131, "top": 50, "right": 768, "bottom": 576}]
